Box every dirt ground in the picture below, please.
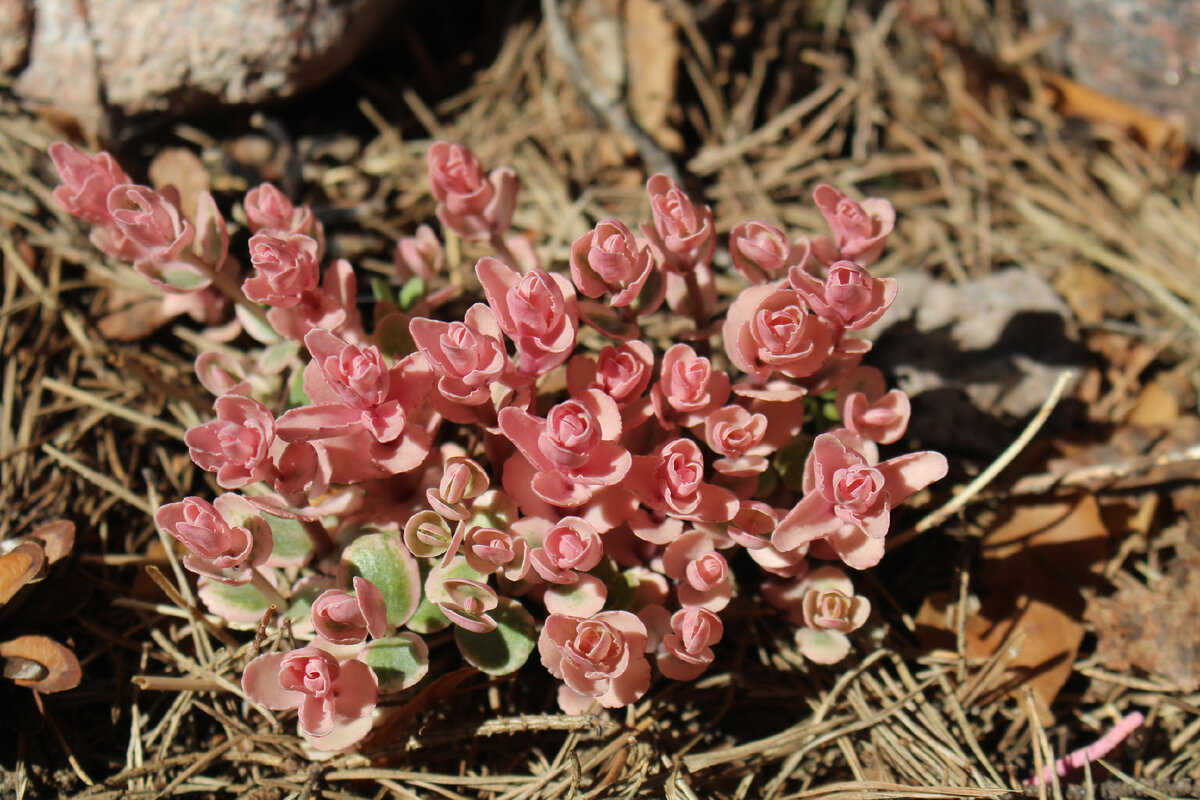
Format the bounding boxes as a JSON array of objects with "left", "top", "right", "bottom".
[{"left": 2, "top": 1, "right": 1200, "bottom": 798}]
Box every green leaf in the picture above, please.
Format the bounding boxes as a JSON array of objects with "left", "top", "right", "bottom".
[
  {"left": 454, "top": 599, "right": 536, "bottom": 676},
  {"left": 259, "top": 341, "right": 299, "bottom": 376},
  {"left": 341, "top": 533, "right": 421, "bottom": 627},
  {"left": 398, "top": 276, "right": 426, "bottom": 311},
  {"left": 287, "top": 367, "right": 310, "bottom": 408},
  {"left": 774, "top": 436, "right": 814, "bottom": 493},
  {"left": 263, "top": 513, "right": 314, "bottom": 567},
  {"left": 362, "top": 633, "right": 429, "bottom": 693},
  {"left": 370, "top": 276, "right": 397, "bottom": 305},
  {"left": 197, "top": 576, "right": 271, "bottom": 628}
]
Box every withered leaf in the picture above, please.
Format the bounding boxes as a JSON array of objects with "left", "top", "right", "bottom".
[{"left": 1086, "top": 556, "right": 1200, "bottom": 692}]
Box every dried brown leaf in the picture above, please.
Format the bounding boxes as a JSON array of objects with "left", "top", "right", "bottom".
[
  {"left": 0, "top": 541, "right": 45, "bottom": 606},
  {"left": 0, "top": 635, "right": 82, "bottom": 694},
  {"left": 1086, "top": 556, "right": 1200, "bottom": 692}
]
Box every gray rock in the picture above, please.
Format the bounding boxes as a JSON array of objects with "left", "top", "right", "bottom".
[
  {"left": 9, "top": 0, "right": 393, "bottom": 137},
  {"left": 871, "top": 269, "right": 1086, "bottom": 452},
  {"left": 1026, "top": 0, "right": 1200, "bottom": 146}
]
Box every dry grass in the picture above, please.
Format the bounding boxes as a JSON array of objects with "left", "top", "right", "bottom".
[{"left": 2, "top": 0, "right": 1200, "bottom": 798}]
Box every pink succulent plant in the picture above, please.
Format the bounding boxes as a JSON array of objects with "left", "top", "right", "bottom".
[
  {"left": 154, "top": 494, "right": 272, "bottom": 583},
  {"left": 244, "top": 231, "right": 321, "bottom": 308},
  {"left": 185, "top": 395, "right": 278, "bottom": 489},
  {"left": 789, "top": 260, "right": 898, "bottom": 333},
  {"left": 640, "top": 174, "right": 716, "bottom": 273},
  {"left": 311, "top": 577, "right": 388, "bottom": 645},
  {"left": 809, "top": 184, "right": 895, "bottom": 267},
  {"left": 427, "top": 142, "right": 518, "bottom": 240},
  {"left": 395, "top": 223, "right": 445, "bottom": 282},
  {"left": 723, "top": 284, "right": 836, "bottom": 381},
  {"left": 498, "top": 389, "right": 631, "bottom": 509},
  {"left": 49, "top": 141, "right": 131, "bottom": 225},
  {"left": 626, "top": 439, "right": 739, "bottom": 539},
  {"left": 242, "top": 647, "right": 378, "bottom": 750},
  {"left": 650, "top": 343, "right": 731, "bottom": 429},
  {"left": 569, "top": 219, "right": 656, "bottom": 306},
  {"left": 410, "top": 303, "right": 513, "bottom": 413},
  {"left": 657, "top": 606, "right": 723, "bottom": 680},
  {"left": 835, "top": 366, "right": 911, "bottom": 444},
  {"left": 528, "top": 517, "right": 604, "bottom": 584},
  {"left": 772, "top": 429, "right": 948, "bottom": 569},
  {"left": 244, "top": 183, "right": 320, "bottom": 240},
  {"left": 704, "top": 405, "right": 771, "bottom": 476},
  {"left": 476, "top": 257, "right": 578, "bottom": 376},
  {"left": 539, "top": 610, "right": 651, "bottom": 713},
  {"left": 791, "top": 566, "right": 871, "bottom": 664},
  {"left": 463, "top": 527, "right": 530, "bottom": 580},
  {"left": 729, "top": 220, "right": 791, "bottom": 284}
]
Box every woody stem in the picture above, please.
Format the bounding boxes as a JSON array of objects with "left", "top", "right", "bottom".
[{"left": 489, "top": 231, "right": 519, "bottom": 270}]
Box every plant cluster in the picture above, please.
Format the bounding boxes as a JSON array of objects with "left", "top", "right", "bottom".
[{"left": 50, "top": 140, "right": 947, "bottom": 751}]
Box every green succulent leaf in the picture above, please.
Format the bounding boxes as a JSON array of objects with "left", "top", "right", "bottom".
[
  {"left": 362, "top": 633, "right": 429, "bottom": 693},
  {"left": 341, "top": 533, "right": 421, "bottom": 627},
  {"left": 454, "top": 598, "right": 536, "bottom": 676}
]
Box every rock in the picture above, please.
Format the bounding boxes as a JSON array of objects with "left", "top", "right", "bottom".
[
  {"left": 870, "top": 268, "right": 1087, "bottom": 453},
  {"left": 9, "top": 0, "right": 394, "bottom": 137},
  {"left": 0, "top": 0, "right": 32, "bottom": 74},
  {"left": 1026, "top": 0, "right": 1200, "bottom": 147}
]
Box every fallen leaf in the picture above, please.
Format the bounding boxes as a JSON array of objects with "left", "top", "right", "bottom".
[
  {"left": 28, "top": 521, "right": 74, "bottom": 564},
  {"left": 0, "top": 635, "right": 81, "bottom": 694},
  {"left": 918, "top": 496, "right": 1108, "bottom": 720},
  {"left": 1051, "top": 263, "right": 1135, "bottom": 326},
  {"left": 97, "top": 286, "right": 173, "bottom": 341},
  {"left": 0, "top": 541, "right": 45, "bottom": 606},
  {"left": 1086, "top": 556, "right": 1200, "bottom": 692},
  {"left": 1126, "top": 379, "right": 1180, "bottom": 428}
]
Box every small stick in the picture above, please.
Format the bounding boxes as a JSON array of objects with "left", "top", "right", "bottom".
[{"left": 890, "top": 369, "right": 1075, "bottom": 549}]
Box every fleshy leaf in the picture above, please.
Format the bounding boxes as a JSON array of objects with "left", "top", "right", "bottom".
[
  {"left": 341, "top": 533, "right": 420, "bottom": 627},
  {"left": 408, "top": 556, "right": 483, "bottom": 634},
  {"left": 362, "top": 633, "right": 430, "bottom": 693},
  {"left": 544, "top": 574, "right": 607, "bottom": 617},
  {"left": 259, "top": 341, "right": 300, "bottom": 376},
  {"left": 197, "top": 575, "right": 274, "bottom": 627},
  {"left": 453, "top": 598, "right": 536, "bottom": 676},
  {"left": 263, "top": 513, "right": 315, "bottom": 567},
  {"left": 370, "top": 276, "right": 398, "bottom": 305},
  {"left": 398, "top": 276, "right": 426, "bottom": 311}
]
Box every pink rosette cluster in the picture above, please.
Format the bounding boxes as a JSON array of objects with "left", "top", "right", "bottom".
[
  {"left": 566, "top": 341, "right": 655, "bottom": 430},
  {"left": 185, "top": 395, "right": 279, "bottom": 489},
  {"left": 106, "top": 185, "right": 198, "bottom": 279},
  {"left": 528, "top": 517, "right": 604, "bottom": 584},
  {"left": 836, "top": 366, "right": 910, "bottom": 444},
  {"left": 243, "top": 231, "right": 320, "bottom": 308},
  {"left": 477, "top": 257, "right": 578, "bottom": 377},
  {"left": 729, "top": 220, "right": 791, "bottom": 284},
  {"left": 427, "top": 142, "right": 518, "bottom": 240},
  {"left": 723, "top": 285, "right": 835, "bottom": 382},
  {"left": 791, "top": 566, "right": 871, "bottom": 664},
  {"left": 539, "top": 610, "right": 651, "bottom": 713},
  {"left": 640, "top": 174, "right": 716, "bottom": 273},
  {"left": 773, "top": 430, "right": 948, "bottom": 569},
  {"left": 499, "top": 389, "right": 631, "bottom": 515},
  {"left": 49, "top": 142, "right": 132, "bottom": 226},
  {"left": 410, "top": 303, "right": 517, "bottom": 424},
  {"left": 656, "top": 606, "right": 723, "bottom": 680},
  {"left": 662, "top": 530, "right": 732, "bottom": 610},
  {"left": 650, "top": 343, "right": 730, "bottom": 429},
  {"left": 311, "top": 577, "right": 388, "bottom": 645},
  {"left": 276, "top": 330, "right": 434, "bottom": 483},
  {"left": 244, "top": 183, "right": 322, "bottom": 243},
  {"left": 569, "top": 219, "right": 656, "bottom": 307},
  {"left": 395, "top": 224, "right": 445, "bottom": 282},
  {"left": 790, "top": 260, "right": 897, "bottom": 334},
  {"left": 154, "top": 494, "right": 271, "bottom": 583},
  {"left": 808, "top": 184, "right": 895, "bottom": 267},
  {"left": 427, "top": 456, "right": 490, "bottom": 521},
  {"left": 626, "top": 439, "right": 739, "bottom": 543},
  {"left": 463, "top": 527, "right": 530, "bottom": 581},
  {"left": 242, "top": 647, "right": 378, "bottom": 750},
  {"left": 704, "top": 405, "right": 771, "bottom": 476},
  {"left": 266, "top": 259, "right": 364, "bottom": 343}
]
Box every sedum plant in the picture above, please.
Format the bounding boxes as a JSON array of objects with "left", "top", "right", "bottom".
[{"left": 50, "top": 140, "right": 946, "bottom": 751}]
